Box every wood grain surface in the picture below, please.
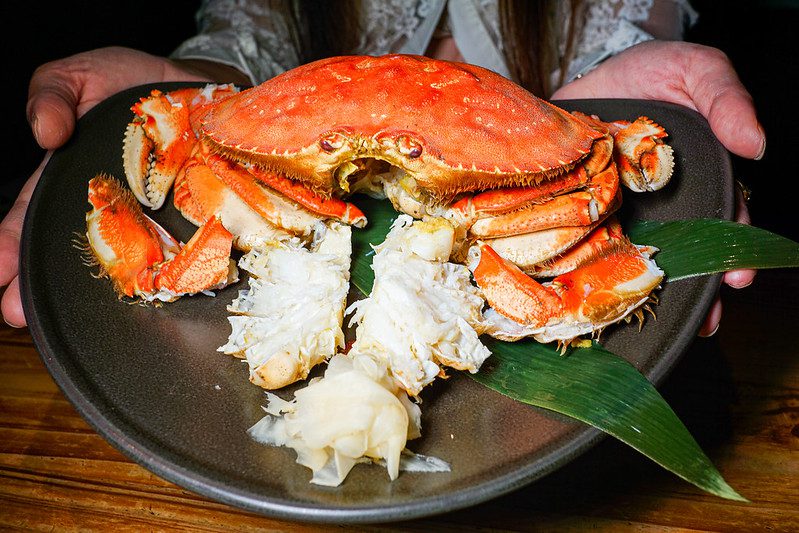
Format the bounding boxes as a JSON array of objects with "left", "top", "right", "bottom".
[{"left": 1, "top": 267, "right": 797, "bottom": 531}]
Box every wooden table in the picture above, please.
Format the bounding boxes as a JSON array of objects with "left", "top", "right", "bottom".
[{"left": 1, "top": 267, "right": 797, "bottom": 531}]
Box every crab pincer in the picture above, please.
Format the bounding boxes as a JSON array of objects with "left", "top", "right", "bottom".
[
  {"left": 84, "top": 174, "right": 237, "bottom": 302},
  {"left": 470, "top": 223, "right": 664, "bottom": 346}
]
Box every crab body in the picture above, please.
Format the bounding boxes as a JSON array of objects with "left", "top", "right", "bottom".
[{"left": 201, "top": 55, "right": 605, "bottom": 198}]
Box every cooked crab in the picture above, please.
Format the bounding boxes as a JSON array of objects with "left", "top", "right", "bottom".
[
  {"left": 90, "top": 54, "right": 674, "bottom": 347},
  {"left": 81, "top": 55, "right": 678, "bottom": 485},
  {"left": 197, "top": 54, "right": 672, "bottom": 345}
]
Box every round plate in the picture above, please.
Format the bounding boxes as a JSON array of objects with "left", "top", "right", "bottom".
[{"left": 20, "top": 84, "right": 733, "bottom": 523}]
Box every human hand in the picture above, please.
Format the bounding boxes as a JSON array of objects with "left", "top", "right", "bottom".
[
  {"left": 1, "top": 155, "right": 47, "bottom": 327},
  {"left": 2, "top": 47, "right": 248, "bottom": 327},
  {"left": 551, "top": 40, "right": 760, "bottom": 337}
]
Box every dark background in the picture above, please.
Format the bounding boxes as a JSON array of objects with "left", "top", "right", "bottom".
[{"left": 3, "top": 1, "right": 797, "bottom": 242}]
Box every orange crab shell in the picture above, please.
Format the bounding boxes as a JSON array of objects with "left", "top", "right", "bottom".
[{"left": 200, "top": 55, "right": 604, "bottom": 199}]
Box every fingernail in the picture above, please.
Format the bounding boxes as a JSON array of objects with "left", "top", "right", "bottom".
[
  {"left": 726, "top": 269, "right": 755, "bottom": 289},
  {"left": 698, "top": 323, "right": 720, "bottom": 338},
  {"left": 31, "top": 113, "right": 43, "bottom": 146},
  {"left": 754, "top": 125, "right": 766, "bottom": 160},
  {"left": 730, "top": 279, "right": 754, "bottom": 290}
]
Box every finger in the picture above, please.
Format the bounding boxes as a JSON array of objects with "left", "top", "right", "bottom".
[
  {"left": 684, "top": 46, "right": 766, "bottom": 160},
  {"left": 723, "top": 182, "right": 756, "bottom": 289},
  {"left": 0, "top": 154, "right": 50, "bottom": 288},
  {"left": 1, "top": 278, "right": 25, "bottom": 328},
  {"left": 27, "top": 67, "right": 81, "bottom": 150},
  {"left": 724, "top": 269, "right": 755, "bottom": 289},
  {"left": 698, "top": 297, "right": 722, "bottom": 337}
]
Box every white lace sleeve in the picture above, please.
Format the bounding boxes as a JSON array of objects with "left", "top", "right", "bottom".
[
  {"left": 555, "top": 0, "right": 699, "bottom": 87},
  {"left": 170, "top": 0, "right": 699, "bottom": 90},
  {"left": 170, "top": 0, "right": 302, "bottom": 84}
]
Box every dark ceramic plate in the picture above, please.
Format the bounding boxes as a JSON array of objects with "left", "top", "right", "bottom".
[{"left": 20, "top": 83, "right": 733, "bottom": 524}]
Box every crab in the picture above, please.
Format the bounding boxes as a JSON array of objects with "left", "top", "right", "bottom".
[
  {"left": 198, "top": 55, "right": 672, "bottom": 342},
  {"left": 86, "top": 54, "right": 674, "bottom": 349}
]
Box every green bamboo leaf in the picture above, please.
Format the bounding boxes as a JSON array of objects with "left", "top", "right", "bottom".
[
  {"left": 350, "top": 196, "right": 399, "bottom": 295},
  {"left": 471, "top": 340, "right": 746, "bottom": 501},
  {"left": 628, "top": 219, "right": 799, "bottom": 281}
]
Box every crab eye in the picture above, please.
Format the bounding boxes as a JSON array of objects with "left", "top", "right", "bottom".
[
  {"left": 320, "top": 131, "right": 347, "bottom": 152},
  {"left": 397, "top": 135, "right": 422, "bottom": 158}
]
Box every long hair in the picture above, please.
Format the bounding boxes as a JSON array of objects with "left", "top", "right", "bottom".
[
  {"left": 285, "top": 0, "right": 582, "bottom": 98},
  {"left": 498, "top": 0, "right": 583, "bottom": 96}
]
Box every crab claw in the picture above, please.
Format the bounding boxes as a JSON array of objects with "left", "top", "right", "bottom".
[
  {"left": 470, "top": 233, "right": 663, "bottom": 345},
  {"left": 572, "top": 112, "right": 674, "bottom": 193},
  {"left": 612, "top": 117, "right": 675, "bottom": 192},
  {"left": 123, "top": 90, "right": 196, "bottom": 209},
  {"left": 122, "top": 85, "right": 239, "bottom": 210},
  {"left": 84, "top": 174, "right": 237, "bottom": 302}
]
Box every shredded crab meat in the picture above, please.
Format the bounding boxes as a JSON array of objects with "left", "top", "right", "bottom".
[
  {"left": 249, "top": 216, "right": 491, "bottom": 485},
  {"left": 347, "top": 215, "right": 491, "bottom": 397},
  {"left": 218, "top": 222, "right": 351, "bottom": 389}
]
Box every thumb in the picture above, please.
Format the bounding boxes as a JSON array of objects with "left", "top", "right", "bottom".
[
  {"left": 27, "top": 71, "right": 80, "bottom": 150},
  {"left": 685, "top": 47, "right": 766, "bottom": 160}
]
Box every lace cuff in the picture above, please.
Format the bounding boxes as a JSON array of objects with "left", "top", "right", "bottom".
[{"left": 558, "top": 20, "right": 654, "bottom": 86}]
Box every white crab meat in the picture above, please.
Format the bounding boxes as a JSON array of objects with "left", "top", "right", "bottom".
[
  {"left": 218, "top": 222, "right": 351, "bottom": 389},
  {"left": 347, "top": 215, "right": 491, "bottom": 397},
  {"left": 249, "top": 215, "right": 490, "bottom": 486}
]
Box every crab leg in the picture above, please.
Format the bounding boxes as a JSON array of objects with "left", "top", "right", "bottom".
[
  {"left": 471, "top": 242, "right": 563, "bottom": 328},
  {"left": 85, "top": 174, "right": 237, "bottom": 302},
  {"left": 174, "top": 159, "right": 292, "bottom": 250},
  {"left": 154, "top": 216, "right": 237, "bottom": 297},
  {"left": 86, "top": 175, "right": 176, "bottom": 297},
  {"left": 205, "top": 154, "right": 325, "bottom": 235},
  {"left": 527, "top": 217, "right": 626, "bottom": 278},
  {"left": 482, "top": 221, "right": 605, "bottom": 271},
  {"left": 450, "top": 167, "right": 590, "bottom": 217},
  {"left": 468, "top": 163, "right": 620, "bottom": 238},
  {"left": 175, "top": 144, "right": 366, "bottom": 240},
  {"left": 246, "top": 164, "right": 367, "bottom": 228},
  {"left": 451, "top": 135, "right": 613, "bottom": 220}
]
